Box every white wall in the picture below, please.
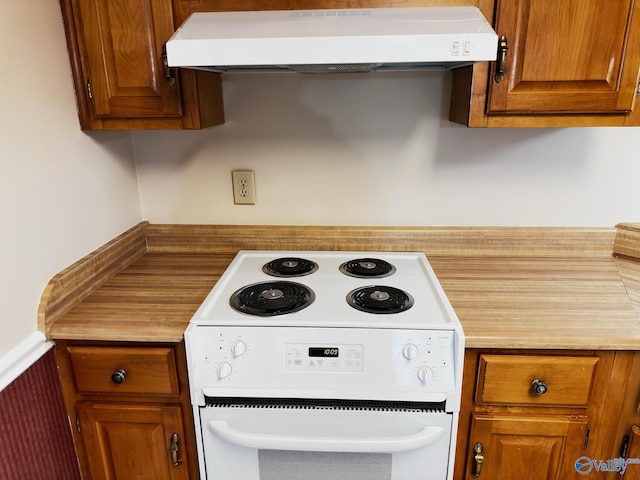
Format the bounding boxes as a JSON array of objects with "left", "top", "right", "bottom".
[
  {"left": 0, "top": 0, "right": 142, "bottom": 360},
  {"left": 133, "top": 72, "right": 639, "bottom": 226}
]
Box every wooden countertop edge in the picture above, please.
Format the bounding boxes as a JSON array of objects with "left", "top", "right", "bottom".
[
  {"left": 466, "top": 336, "right": 640, "bottom": 351},
  {"left": 38, "top": 222, "right": 149, "bottom": 339},
  {"left": 39, "top": 222, "right": 640, "bottom": 349}
]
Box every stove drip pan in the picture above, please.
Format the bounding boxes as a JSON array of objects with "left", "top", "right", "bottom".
[
  {"left": 347, "top": 285, "right": 414, "bottom": 314},
  {"left": 262, "top": 257, "right": 319, "bottom": 277},
  {"left": 339, "top": 258, "right": 396, "bottom": 278},
  {"left": 230, "top": 281, "right": 315, "bottom": 316}
]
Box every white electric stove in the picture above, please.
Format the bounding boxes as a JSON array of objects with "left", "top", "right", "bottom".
[{"left": 185, "top": 251, "right": 464, "bottom": 480}]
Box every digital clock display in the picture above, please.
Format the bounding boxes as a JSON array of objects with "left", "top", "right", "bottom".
[{"left": 308, "top": 347, "right": 339, "bottom": 358}]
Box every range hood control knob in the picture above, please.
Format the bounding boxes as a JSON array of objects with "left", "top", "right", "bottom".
[
  {"left": 402, "top": 344, "right": 419, "bottom": 360},
  {"left": 232, "top": 340, "right": 247, "bottom": 357},
  {"left": 417, "top": 366, "right": 434, "bottom": 383},
  {"left": 217, "top": 361, "right": 232, "bottom": 379}
]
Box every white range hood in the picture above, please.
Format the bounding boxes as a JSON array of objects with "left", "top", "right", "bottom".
[{"left": 166, "top": 7, "right": 498, "bottom": 73}]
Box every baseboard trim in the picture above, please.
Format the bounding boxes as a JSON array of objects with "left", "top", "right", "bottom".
[{"left": 0, "top": 332, "right": 54, "bottom": 392}]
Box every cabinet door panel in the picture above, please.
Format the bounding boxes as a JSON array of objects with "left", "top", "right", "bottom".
[
  {"left": 468, "top": 413, "right": 588, "bottom": 480},
  {"left": 77, "top": 0, "right": 182, "bottom": 118},
  {"left": 488, "top": 0, "right": 640, "bottom": 114},
  {"left": 77, "top": 402, "right": 190, "bottom": 480}
]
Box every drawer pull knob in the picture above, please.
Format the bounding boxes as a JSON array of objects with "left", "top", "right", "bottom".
[
  {"left": 472, "top": 442, "right": 484, "bottom": 477},
  {"left": 111, "top": 369, "right": 127, "bottom": 384},
  {"left": 532, "top": 379, "right": 548, "bottom": 395}
]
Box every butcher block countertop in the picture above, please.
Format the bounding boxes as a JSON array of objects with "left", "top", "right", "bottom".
[{"left": 39, "top": 222, "right": 640, "bottom": 350}]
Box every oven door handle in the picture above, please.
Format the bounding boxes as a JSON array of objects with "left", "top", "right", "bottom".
[{"left": 208, "top": 420, "right": 445, "bottom": 453}]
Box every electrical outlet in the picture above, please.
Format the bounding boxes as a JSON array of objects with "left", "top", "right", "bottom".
[{"left": 232, "top": 170, "right": 256, "bottom": 205}]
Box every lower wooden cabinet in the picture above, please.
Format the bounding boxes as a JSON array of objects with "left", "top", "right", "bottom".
[
  {"left": 468, "top": 413, "right": 588, "bottom": 479},
  {"left": 622, "top": 426, "right": 640, "bottom": 480},
  {"left": 455, "top": 349, "right": 631, "bottom": 480},
  {"left": 55, "top": 340, "right": 199, "bottom": 480},
  {"left": 611, "top": 352, "right": 640, "bottom": 480},
  {"left": 77, "top": 403, "right": 189, "bottom": 480}
]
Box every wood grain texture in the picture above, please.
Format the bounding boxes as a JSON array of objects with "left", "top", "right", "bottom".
[
  {"left": 47, "top": 252, "right": 233, "bottom": 342},
  {"left": 67, "top": 345, "right": 179, "bottom": 395},
  {"left": 38, "top": 222, "right": 148, "bottom": 338},
  {"left": 450, "top": 0, "right": 640, "bottom": 127},
  {"left": 41, "top": 223, "right": 640, "bottom": 349},
  {"left": 614, "top": 222, "right": 640, "bottom": 259},
  {"left": 145, "top": 224, "right": 616, "bottom": 256},
  {"left": 55, "top": 339, "right": 200, "bottom": 480},
  {"left": 454, "top": 349, "right": 621, "bottom": 480},
  {"left": 488, "top": 0, "right": 639, "bottom": 114},
  {"left": 476, "top": 354, "right": 598, "bottom": 406},
  {"left": 615, "top": 256, "right": 640, "bottom": 315},
  {"left": 430, "top": 256, "right": 640, "bottom": 349}
]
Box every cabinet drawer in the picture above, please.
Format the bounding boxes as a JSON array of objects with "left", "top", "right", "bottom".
[
  {"left": 476, "top": 354, "right": 598, "bottom": 407},
  {"left": 67, "top": 346, "right": 179, "bottom": 396}
]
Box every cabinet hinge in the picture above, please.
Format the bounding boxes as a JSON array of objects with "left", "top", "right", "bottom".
[
  {"left": 636, "top": 80, "right": 640, "bottom": 97},
  {"left": 75, "top": 411, "right": 81, "bottom": 433},
  {"left": 583, "top": 428, "right": 590, "bottom": 450},
  {"left": 86, "top": 79, "right": 93, "bottom": 102}
]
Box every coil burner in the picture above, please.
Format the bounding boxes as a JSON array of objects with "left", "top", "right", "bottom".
[
  {"left": 339, "top": 258, "right": 396, "bottom": 278},
  {"left": 347, "top": 285, "right": 414, "bottom": 314},
  {"left": 262, "top": 257, "right": 319, "bottom": 277},
  {"left": 230, "top": 281, "right": 315, "bottom": 316}
]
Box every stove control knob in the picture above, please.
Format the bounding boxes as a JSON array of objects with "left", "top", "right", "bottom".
[
  {"left": 217, "top": 361, "right": 232, "bottom": 379},
  {"left": 232, "top": 340, "right": 247, "bottom": 358},
  {"left": 402, "top": 343, "right": 419, "bottom": 360},
  {"left": 417, "top": 366, "right": 434, "bottom": 383}
]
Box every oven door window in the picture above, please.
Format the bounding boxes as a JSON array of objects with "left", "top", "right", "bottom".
[
  {"left": 199, "top": 404, "right": 453, "bottom": 480},
  {"left": 259, "top": 450, "right": 391, "bottom": 480}
]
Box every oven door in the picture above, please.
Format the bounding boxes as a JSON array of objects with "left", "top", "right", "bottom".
[{"left": 198, "top": 401, "right": 454, "bottom": 480}]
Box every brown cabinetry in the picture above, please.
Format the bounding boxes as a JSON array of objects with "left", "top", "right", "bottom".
[
  {"left": 55, "top": 341, "right": 199, "bottom": 480},
  {"left": 451, "top": 0, "right": 640, "bottom": 127},
  {"left": 611, "top": 352, "right": 640, "bottom": 479},
  {"left": 59, "top": 0, "right": 224, "bottom": 130},
  {"left": 623, "top": 426, "right": 640, "bottom": 480},
  {"left": 59, "top": 0, "right": 640, "bottom": 129},
  {"left": 455, "top": 350, "right": 625, "bottom": 480},
  {"left": 469, "top": 414, "right": 588, "bottom": 479},
  {"left": 77, "top": 403, "right": 189, "bottom": 480}
]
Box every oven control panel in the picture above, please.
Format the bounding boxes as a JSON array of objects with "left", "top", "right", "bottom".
[
  {"left": 186, "top": 324, "right": 463, "bottom": 405},
  {"left": 284, "top": 344, "right": 364, "bottom": 372}
]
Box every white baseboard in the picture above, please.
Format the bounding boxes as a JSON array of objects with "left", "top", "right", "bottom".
[{"left": 0, "top": 332, "right": 54, "bottom": 392}]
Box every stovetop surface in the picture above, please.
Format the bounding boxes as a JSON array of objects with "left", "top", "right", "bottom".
[{"left": 190, "top": 251, "right": 460, "bottom": 330}]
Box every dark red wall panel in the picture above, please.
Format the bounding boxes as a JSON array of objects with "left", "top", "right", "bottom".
[{"left": 0, "top": 348, "right": 81, "bottom": 480}]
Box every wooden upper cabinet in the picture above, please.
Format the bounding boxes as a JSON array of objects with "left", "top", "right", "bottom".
[
  {"left": 488, "top": 0, "right": 639, "bottom": 114},
  {"left": 61, "top": 0, "right": 640, "bottom": 129},
  {"left": 78, "top": 0, "right": 182, "bottom": 118},
  {"left": 59, "top": 0, "right": 224, "bottom": 130},
  {"left": 451, "top": 0, "right": 640, "bottom": 126}
]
